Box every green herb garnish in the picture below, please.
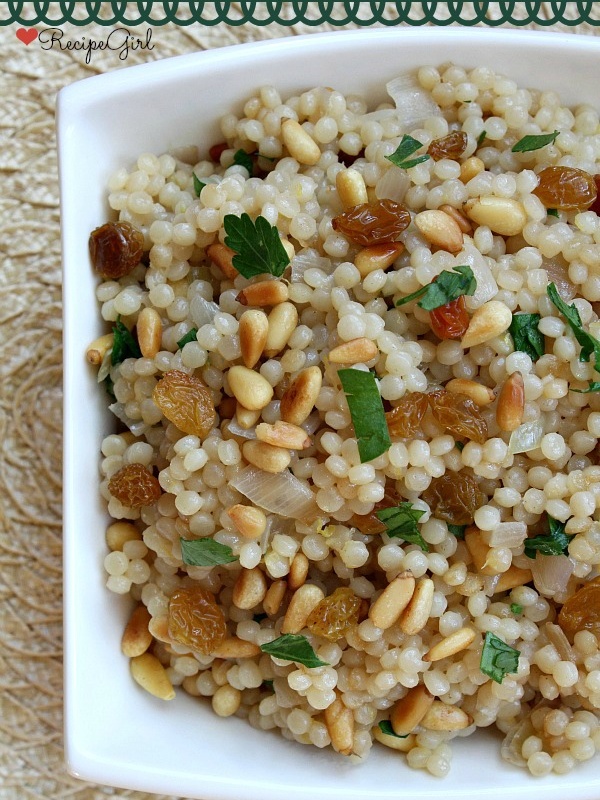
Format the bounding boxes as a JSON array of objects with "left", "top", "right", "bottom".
[
  {"left": 378, "top": 720, "right": 409, "bottom": 739},
  {"left": 512, "top": 130, "right": 560, "bottom": 153},
  {"left": 385, "top": 134, "right": 430, "bottom": 170},
  {"left": 193, "top": 173, "right": 206, "bottom": 196},
  {"left": 573, "top": 382, "right": 600, "bottom": 393},
  {"left": 223, "top": 213, "right": 290, "bottom": 279},
  {"left": 455, "top": 441, "right": 465, "bottom": 452},
  {"left": 509, "top": 313, "right": 544, "bottom": 362},
  {"left": 477, "top": 130, "right": 487, "bottom": 147},
  {"left": 338, "top": 368, "right": 391, "bottom": 463},
  {"left": 177, "top": 327, "right": 199, "bottom": 349},
  {"left": 111, "top": 317, "right": 141, "bottom": 366},
  {"left": 448, "top": 524, "right": 466, "bottom": 539},
  {"left": 179, "top": 538, "right": 238, "bottom": 567},
  {"left": 547, "top": 208, "right": 559, "bottom": 218},
  {"left": 547, "top": 283, "right": 600, "bottom": 368},
  {"left": 104, "top": 375, "right": 116, "bottom": 400},
  {"left": 524, "top": 516, "right": 572, "bottom": 559},
  {"left": 480, "top": 631, "right": 520, "bottom": 684},
  {"left": 260, "top": 634, "right": 328, "bottom": 668},
  {"left": 233, "top": 148, "right": 254, "bottom": 174},
  {"left": 376, "top": 504, "right": 428, "bottom": 552},
  {"left": 396, "top": 265, "right": 476, "bottom": 311},
  {"left": 510, "top": 603, "right": 523, "bottom": 615}
]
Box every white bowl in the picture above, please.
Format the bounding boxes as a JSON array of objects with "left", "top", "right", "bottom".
[{"left": 59, "top": 27, "right": 600, "bottom": 800}]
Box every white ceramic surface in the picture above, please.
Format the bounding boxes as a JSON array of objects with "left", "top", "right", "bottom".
[{"left": 59, "top": 27, "right": 600, "bottom": 800}]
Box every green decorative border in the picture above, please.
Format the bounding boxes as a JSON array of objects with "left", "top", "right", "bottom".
[{"left": 3, "top": 1, "right": 599, "bottom": 27}]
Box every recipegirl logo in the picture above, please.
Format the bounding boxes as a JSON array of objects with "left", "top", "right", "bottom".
[{"left": 37, "top": 26, "right": 154, "bottom": 64}]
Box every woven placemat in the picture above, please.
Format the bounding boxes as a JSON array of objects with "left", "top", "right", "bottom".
[{"left": 0, "top": 5, "right": 597, "bottom": 798}]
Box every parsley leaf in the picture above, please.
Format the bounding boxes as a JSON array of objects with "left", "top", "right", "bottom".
[
  {"left": 223, "top": 213, "right": 290, "bottom": 279},
  {"left": 177, "top": 328, "right": 198, "bottom": 349},
  {"left": 193, "top": 173, "right": 205, "bottom": 196},
  {"left": 396, "top": 265, "right": 476, "bottom": 311},
  {"left": 448, "top": 524, "right": 466, "bottom": 539},
  {"left": 385, "top": 134, "right": 430, "bottom": 170},
  {"left": 510, "top": 603, "right": 523, "bottom": 615},
  {"left": 509, "top": 313, "right": 544, "bottom": 362},
  {"left": 111, "top": 317, "right": 141, "bottom": 366},
  {"left": 104, "top": 375, "right": 116, "bottom": 400},
  {"left": 233, "top": 148, "right": 254, "bottom": 174},
  {"left": 455, "top": 441, "right": 465, "bottom": 452},
  {"left": 260, "top": 634, "right": 328, "bottom": 668},
  {"left": 376, "top": 504, "right": 428, "bottom": 552},
  {"left": 524, "top": 516, "right": 572, "bottom": 559},
  {"left": 338, "top": 368, "right": 391, "bottom": 463},
  {"left": 547, "top": 283, "right": 600, "bottom": 368},
  {"left": 512, "top": 130, "right": 560, "bottom": 153},
  {"left": 378, "top": 720, "right": 409, "bottom": 739},
  {"left": 547, "top": 208, "right": 559, "bottom": 218},
  {"left": 179, "top": 538, "right": 238, "bottom": 567},
  {"left": 480, "top": 631, "right": 520, "bottom": 684},
  {"left": 477, "top": 130, "right": 487, "bottom": 147},
  {"left": 573, "top": 382, "right": 600, "bottom": 393}
]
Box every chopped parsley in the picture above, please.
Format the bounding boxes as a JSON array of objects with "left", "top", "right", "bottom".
[
  {"left": 233, "top": 148, "right": 254, "bottom": 174},
  {"left": 510, "top": 603, "right": 523, "bottom": 615},
  {"left": 177, "top": 327, "right": 199, "bottom": 349},
  {"left": 376, "top": 503, "right": 428, "bottom": 552},
  {"left": 477, "top": 130, "right": 487, "bottom": 147},
  {"left": 104, "top": 374, "right": 116, "bottom": 400},
  {"left": 448, "top": 524, "right": 466, "bottom": 539},
  {"left": 385, "top": 134, "right": 430, "bottom": 170},
  {"left": 480, "top": 631, "right": 520, "bottom": 684},
  {"left": 524, "top": 516, "right": 572, "bottom": 559},
  {"left": 455, "top": 441, "right": 465, "bottom": 452},
  {"left": 111, "top": 317, "right": 141, "bottom": 366},
  {"left": 547, "top": 283, "right": 600, "bottom": 369},
  {"left": 512, "top": 130, "right": 560, "bottom": 153},
  {"left": 547, "top": 208, "right": 560, "bottom": 218},
  {"left": 378, "top": 720, "right": 409, "bottom": 739},
  {"left": 193, "top": 173, "right": 206, "bottom": 196},
  {"left": 260, "top": 634, "right": 328, "bottom": 668},
  {"left": 509, "top": 313, "right": 544, "bottom": 362},
  {"left": 179, "top": 538, "right": 238, "bottom": 567},
  {"left": 223, "top": 213, "right": 290, "bottom": 279},
  {"left": 395, "top": 265, "right": 476, "bottom": 311},
  {"left": 338, "top": 368, "right": 391, "bottom": 463}
]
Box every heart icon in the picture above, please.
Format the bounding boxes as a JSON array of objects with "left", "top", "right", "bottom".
[{"left": 16, "top": 28, "right": 38, "bottom": 45}]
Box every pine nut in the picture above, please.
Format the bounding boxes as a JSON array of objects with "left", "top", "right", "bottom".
[
  {"left": 460, "top": 156, "right": 484, "bottom": 183},
  {"left": 227, "top": 504, "right": 267, "bottom": 539},
  {"left": 236, "top": 403, "right": 261, "bottom": 429},
  {"left": 461, "top": 300, "right": 512, "bottom": 349},
  {"left": 355, "top": 242, "right": 404, "bottom": 278},
  {"left": 130, "top": 652, "right": 175, "bottom": 701},
  {"left": 336, "top": 168, "right": 368, "bottom": 209},
  {"left": 228, "top": 365, "right": 273, "bottom": 410},
  {"left": 263, "top": 579, "right": 287, "bottom": 616},
  {"left": 288, "top": 552, "right": 309, "bottom": 590},
  {"left": 281, "top": 238, "right": 295, "bottom": 261},
  {"left": 232, "top": 567, "right": 268, "bottom": 610},
  {"left": 328, "top": 337, "right": 379, "bottom": 364},
  {"left": 281, "top": 118, "right": 321, "bottom": 166},
  {"left": 281, "top": 584, "right": 325, "bottom": 634},
  {"left": 137, "top": 307, "right": 162, "bottom": 358},
  {"left": 148, "top": 614, "right": 171, "bottom": 644},
  {"left": 369, "top": 571, "right": 415, "bottom": 630},
  {"left": 438, "top": 204, "right": 472, "bottom": 234},
  {"left": 390, "top": 685, "right": 434, "bottom": 736},
  {"left": 212, "top": 684, "right": 241, "bottom": 717},
  {"left": 464, "top": 526, "right": 498, "bottom": 576},
  {"left": 464, "top": 196, "right": 527, "bottom": 237},
  {"left": 280, "top": 366, "right": 322, "bottom": 426},
  {"left": 242, "top": 439, "right": 291, "bottom": 473},
  {"left": 106, "top": 521, "right": 141, "bottom": 551},
  {"left": 399, "top": 577, "right": 435, "bottom": 635},
  {"left": 264, "top": 302, "right": 298, "bottom": 358},
  {"left": 494, "top": 564, "right": 533, "bottom": 593},
  {"left": 373, "top": 726, "right": 415, "bottom": 752},
  {"left": 421, "top": 701, "right": 472, "bottom": 731},
  {"left": 207, "top": 242, "right": 238, "bottom": 279},
  {"left": 212, "top": 637, "right": 261, "bottom": 659},
  {"left": 324, "top": 695, "right": 354, "bottom": 755},
  {"left": 237, "top": 280, "right": 289, "bottom": 307},
  {"left": 239, "top": 309, "right": 269, "bottom": 368},
  {"left": 414, "top": 209, "right": 464, "bottom": 254},
  {"left": 121, "top": 604, "right": 153, "bottom": 657},
  {"left": 496, "top": 371, "right": 525, "bottom": 432},
  {"left": 256, "top": 420, "right": 311, "bottom": 450},
  {"left": 423, "top": 628, "right": 477, "bottom": 663},
  {"left": 86, "top": 333, "right": 113, "bottom": 365},
  {"left": 446, "top": 378, "right": 495, "bottom": 406}
]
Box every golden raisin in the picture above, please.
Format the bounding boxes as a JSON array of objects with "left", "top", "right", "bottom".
[
  {"left": 386, "top": 392, "right": 429, "bottom": 438},
  {"left": 533, "top": 166, "right": 597, "bottom": 212},
  {"left": 108, "top": 463, "right": 161, "bottom": 508},
  {"left": 427, "top": 131, "right": 468, "bottom": 162},
  {"left": 153, "top": 369, "right": 217, "bottom": 438},
  {"left": 168, "top": 586, "right": 227, "bottom": 655},
  {"left": 429, "top": 390, "right": 488, "bottom": 444},
  {"left": 558, "top": 578, "right": 600, "bottom": 641},
  {"left": 429, "top": 295, "right": 470, "bottom": 340},
  {"left": 89, "top": 221, "right": 144, "bottom": 279},
  {"left": 422, "top": 472, "right": 486, "bottom": 526},
  {"left": 350, "top": 484, "right": 401, "bottom": 535},
  {"left": 306, "top": 587, "right": 362, "bottom": 642},
  {"left": 331, "top": 200, "right": 411, "bottom": 246}
]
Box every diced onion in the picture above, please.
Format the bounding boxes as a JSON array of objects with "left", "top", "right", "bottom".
[
  {"left": 531, "top": 554, "right": 574, "bottom": 597},
  {"left": 385, "top": 73, "right": 442, "bottom": 130},
  {"left": 109, "top": 402, "right": 148, "bottom": 437},
  {"left": 226, "top": 418, "right": 256, "bottom": 440},
  {"left": 190, "top": 295, "right": 219, "bottom": 327},
  {"left": 508, "top": 420, "right": 544, "bottom": 456},
  {"left": 230, "top": 465, "right": 320, "bottom": 523},
  {"left": 543, "top": 255, "right": 576, "bottom": 301},
  {"left": 291, "top": 248, "right": 334, "bottom": 283},
  {"left": 458, "top": 239, "right": 498, "bottom": 310},
  {"left": 375, "top": 166, "right": 410, "bottom": 203},
  {"left": 485, "top": 522, "right": 527, "bottom": 549},
  {"left": 544, "top": 622, "right": 575, "bottom": 663}
]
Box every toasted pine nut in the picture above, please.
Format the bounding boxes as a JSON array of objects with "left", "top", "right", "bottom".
[
  {"left": 328, "top": 337, "right": 379, "bottom": 364},
  {"left": 236, "top": 403, "right": 261, "bottom": 429},
  {"left": 281, "top": 238, "right": 295, "bottom": 260},
  {"left": 137, "top": 307, "right": 162, "bottom": 358},
  {"left": 207, "top": 242, "right": 238, "bottom": 279},
  {"left": 281, "top": 584, "right": 324, "bottom": 634},
  {"left": 390, "top": 685, "right": 434, "bottom": 736},
  {"left": 212, "top": 684, "right": 241, "bottom": 717},
  {"left": 212, "top": 637, "right": 261, "bottom": 659},
  {"left": 106, "top": 521, "right": 141, "bottom": 551},
  {"left": 460, "top": 156, "right": 484, "bottom": 183},
  {"left": 232, "top": 567, "right": 268, "bottom": 610},
  {"left": 464, "top": 196, "right": 527, "bottom": 237},
  {"left": 496, "top": 371, "right": 525, "bottom": 432},
  {"left": 121, "top": 604, "right": 153, "bottom": 657},
  {"left": 256, "top": 420, "right": 311, "bottom": 450},
  {"left": 227, "top": 504, "right": 267, "bottom": 540},
  {"left": 423, "top": 628, "right": 477, "bottom": 663},
  {"left": 414, "top": 209, "right": 464, "bottom": 254},
  {"left": 399, "top": 578, "right": 435, "bottom": 635},
  {"left": 239, "top": 309, "right": 269, "bottom": 368},
  {"left": 461, "top": 300, "right": 512, "bottom": 349},
  {"left": 86, "top": 333, "right": 113, "bottom": 365},
  {"left": 281, "top": 118, "right": 321, "bottom": 166},
  {"left": 355, "top": 242, "right": 404, "bottom": 278},
  {"left": 324, "top": 696, "right": 354, "bottom": 755},
  {"left": 263, "top": 579, "right": 287, "bottom": 616},
  {"left": 242, "top": 440, "right": 291, "bottom": 474},
  {"left": 464, "top": 526, "right": 498, "bottom": 576},
  {"left": 373, "top": 727, "right": 415, "bottom": 752},
  {"left": 130, "top": 653, "right": 175, "bottom": 701},
  {"left": 494, "top": 564, "right": 533, "bottom": 593},
  {"left": 421, "top": 701, "right": 472, "bottom": 731},
  {"left": 369, "top": 571, "right": 415, "bottom": 630},
  {"left": 237, "top": 280, "right": 289, "bottom": 307},
  {"left": 280, "top": 366, "right": 323, "bottom": 426},
  {"left": 289, "top": 552, "right": 309, "bottom": 590},
  {"left": 148, "top": 615, "right": 170, "bottom": 644},
  {"left": 264, "top": 302, "right": 298, "bottom": 358},
  {"left": 228, "top": 365, "right": 273, "bottom": 410},
  {"left": 446, "top": 378, "right": 495, "bottom": 406},
  {"left": 336, "top": 168, "right": 368, "bottom": 209},
  {"left": 438, "top": 204, "right": 472, "bottom": 234}
]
